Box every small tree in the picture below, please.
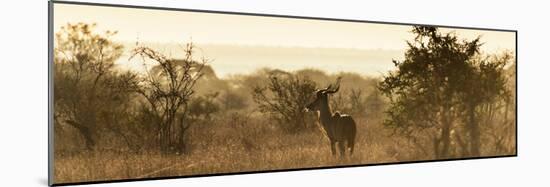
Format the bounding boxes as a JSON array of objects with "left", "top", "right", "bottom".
[
  {"left": 220, "top": 91, "right": 248, "bottom": 110},
  {"left": 188, "top": 92, "right": 221, "bottom": 121},
  {"left": 130, "top": 43, "right": 206, "bottom": 154},
  {"left": 252, "top": 71, "right": 317, "bottom": 132},
  {"left": 54, "top": 23, "right": 125, "bottom": 150}
]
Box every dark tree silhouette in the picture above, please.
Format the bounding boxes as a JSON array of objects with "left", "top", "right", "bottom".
[
  {"left": 130, "top": 43, "right": 206, "bottom": 154},
  {"left": 379, "top": 26, "right": 513, "bottom": 159},
  {"left": 460, "top": 53, "right": 512, "bottom": 156},
  {"left": 252, "top": 71, "right": 317, "bottom": 132},
  {"left": 54, "top": 23, "right": 128, "bottom": 150}
]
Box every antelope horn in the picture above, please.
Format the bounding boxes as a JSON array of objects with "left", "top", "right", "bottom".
[
  {"left": 317, "top": 84, "right": 331, "bottom": 93},
  {"left": 325, "top": 77, "right": 341, "bottom": 94}
]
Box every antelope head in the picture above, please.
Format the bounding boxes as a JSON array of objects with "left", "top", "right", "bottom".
[{"left": 305, "top": 77, "right": 341, "bottom": 112}]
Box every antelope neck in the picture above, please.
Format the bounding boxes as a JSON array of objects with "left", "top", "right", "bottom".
[{"left": 318, "top": 98, "right": 333, "bottom": 125}]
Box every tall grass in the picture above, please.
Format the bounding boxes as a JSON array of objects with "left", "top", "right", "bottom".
[
  {"left": 55, "top": 112, "right": 516, "bottom": 184},
  {"left": 54, "top": 115, "right": 407, "bottom": 183}
]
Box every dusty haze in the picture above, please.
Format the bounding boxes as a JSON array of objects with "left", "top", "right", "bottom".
[{"left": 54, "top": 3, "right": 515, "bottom": 78}]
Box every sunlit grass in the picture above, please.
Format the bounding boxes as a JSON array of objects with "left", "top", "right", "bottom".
[
  {"left": 55, "top": 118, "right": 397, "bottom": 183},
  {"left": 54, "top": 116, "right": 514, "bottom": 184}
]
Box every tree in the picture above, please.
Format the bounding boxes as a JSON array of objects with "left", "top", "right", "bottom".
[
  {"left": 379, "top": 26, "right": 483, "bottom": 159},
  {"left": 54, "top": 23, "right": 126, "bottom": 150},
  {"left": 130, "top": 42, "right": 206, "bottom": 154},
  {"left": 252, "top": 71, "right": 317, "bottom": 132},
  {"left": 220, "top": 91, "right": 248, "bottom": 110},
  {"left": 188, "top": 92, "right": 221, "bottom": 121},
  {"left": 459, "top": 53, "right": 512, "bottom": 156}
]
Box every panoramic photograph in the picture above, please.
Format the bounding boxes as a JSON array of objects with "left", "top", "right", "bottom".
[{"left": 51, "top": 2, "right": 516, "bottom": 184}]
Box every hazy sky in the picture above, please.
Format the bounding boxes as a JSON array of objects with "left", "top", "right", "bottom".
[{"left": 53, "top": 3, "right": 516, "bottom": 77}]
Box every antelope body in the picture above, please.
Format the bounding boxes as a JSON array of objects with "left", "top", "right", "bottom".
[{"left": 306, "top": 78, "right": 357, "bottom": 157}]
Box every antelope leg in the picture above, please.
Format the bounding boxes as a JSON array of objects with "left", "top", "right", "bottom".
[
  {"left": 330, "top": 141, "right": 337, "bottom": 156},
  {"left": 338, "top": 141, "right": 346, "bottom": 157},
  {"left": 348, "top": 139, "right": 355, "bottom": 155}
]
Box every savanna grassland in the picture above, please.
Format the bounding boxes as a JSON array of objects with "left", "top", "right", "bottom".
[
  {"left": 55, "top": 116, "right": 399, "bottom": 182},
  {"left": 53, "top": 23, "right": 516, "bottom": 184}
]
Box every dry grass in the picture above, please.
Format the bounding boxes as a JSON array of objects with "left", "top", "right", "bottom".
[
  {"left": 54, "top": 116, "right": 514, "bottom": 184},
  {"left": 55, "top": 116, "right": 399, "bottom": 183}
]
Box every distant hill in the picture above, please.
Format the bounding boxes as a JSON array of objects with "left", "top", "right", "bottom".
[{"left": 116, "top": 42, "right": 405, "bottom": 78}]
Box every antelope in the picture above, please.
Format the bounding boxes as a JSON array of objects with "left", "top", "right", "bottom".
[{"left": 305, "top": 77, "right": 357, "bottom": 157}]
